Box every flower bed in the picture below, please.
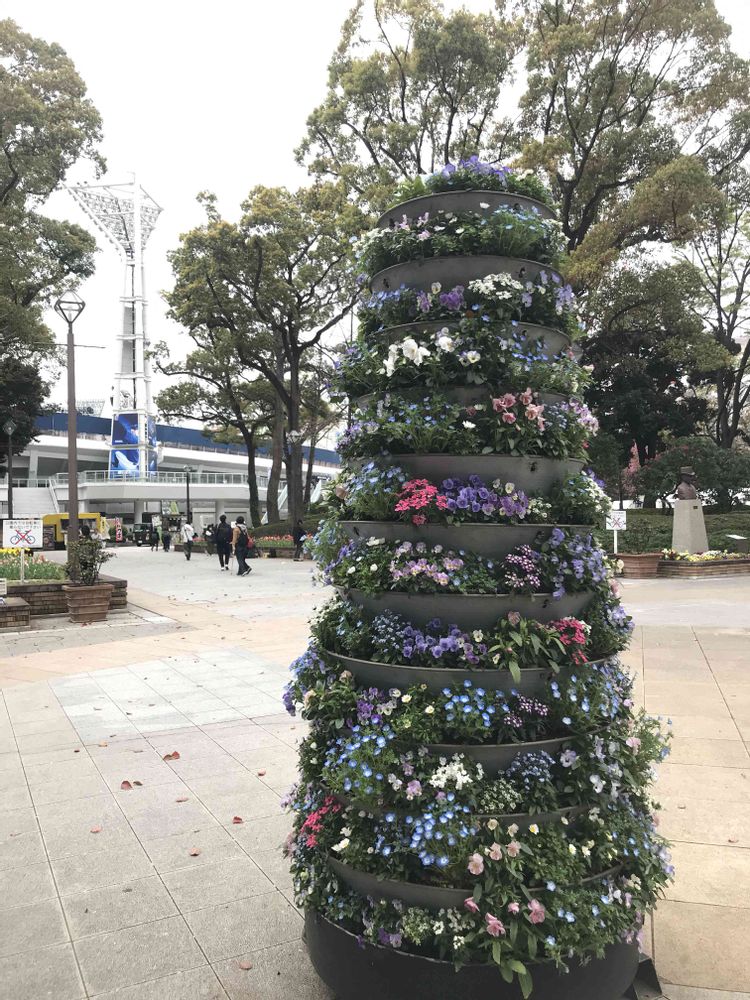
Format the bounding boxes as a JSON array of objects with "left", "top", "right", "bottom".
[
  {"left": 658, "top": 549, "right": 750, "bottom": 578},
  {"left": 284, "top": 160, "right": 670, "bottom": 1000},
  {"left": 0, "top": 548, "right": 66, "bottom": 581}
]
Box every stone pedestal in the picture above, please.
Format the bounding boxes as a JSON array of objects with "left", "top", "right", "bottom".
[{"left": 672, "top": 498, "right": 709, "bottom": 554}]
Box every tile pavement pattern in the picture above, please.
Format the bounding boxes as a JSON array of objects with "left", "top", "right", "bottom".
[
  {"left": 0, "top": 554, "right": 748, "bottom": 1000},
  {"left": 0, "top": 649, "right": 330, "bottom": 1000}
]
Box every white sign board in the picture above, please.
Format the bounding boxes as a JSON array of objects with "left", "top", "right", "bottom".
[
  {"left": 2, "top": 518, "right": 44, "bottom": 549},
  {"left": 606, "top": 511, "right": 628, "bottom": 532}
]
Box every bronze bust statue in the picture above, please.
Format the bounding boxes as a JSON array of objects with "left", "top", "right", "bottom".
[{"left": 676, "top": 466, "right": 698, "bottom": 501}]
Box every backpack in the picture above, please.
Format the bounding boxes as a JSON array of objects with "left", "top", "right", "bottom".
[
  {"left": 235, "top": 524, "right": 249, "bottom": 550},
  {"left": 216, "top": 522, "right": 232, "bottom": 544}
]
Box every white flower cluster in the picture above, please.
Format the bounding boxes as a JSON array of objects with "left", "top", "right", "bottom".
[
  {"left": 380, "top": 327, "right": 462, "bottom": 377},
  {"left": 468, "top": 272, "right": 524, "bottom": 301},
  {"left": 428, "top": 756, "right": 483, "bottom": 791}
]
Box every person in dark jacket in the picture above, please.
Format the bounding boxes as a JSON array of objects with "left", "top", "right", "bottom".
[
  {"left": 292, "top": 519, "right": 307, "bottom": 561},
  {"left": 232, "top": 516, "right": 252, "bottom": 577},
  {"left": 215, "top": 514, "right": 232, "bottom": 571},
  {"left": 162, "top": 526, "right": 172, "bottom": 552}
]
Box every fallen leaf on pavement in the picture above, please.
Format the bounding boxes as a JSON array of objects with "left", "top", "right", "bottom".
[
  {"left": 98, "top": 741, "right": 108, "bottom": 747},
  {"left": 163, "top": 751, "right": 181, "bottom": 761},
  {"left": 729, "top": 838, "right": 739, "bottom": 843},
  {"left": 120, "top": 781, "right": 133, "bottom": 791},
  {"left": 238, "top": 961, "right": 253, "bottom": 971},
  {"left": 188, "top": 847, "right": 201, "bottom": 856},
  {"left": 257, "top": 770, "right": 266, "bottom": 777},
  {"left": 133, "top": 780, "right": 143, "bottom": 786},
  {"left": 232, "top": 816, "right": 244, "bottom": 824},
  {"left": 176, "top": 797, "right": 189, "bottom": 803},
  {"left": 90, "top": 825, "right": 102, "bottom": 834}
]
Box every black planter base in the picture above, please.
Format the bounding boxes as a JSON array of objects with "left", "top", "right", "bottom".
[{"left": 305, "top": 910, "right": 640, "bottom": 1000}]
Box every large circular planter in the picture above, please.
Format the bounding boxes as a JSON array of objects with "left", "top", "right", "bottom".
[
  {"left": 370, "top": 319, "right": 571, "bottom": 356},
  {"left": 325, "top": 649, "right": 610, "bottom": 696},
  {"left": 370, "top": 256, "right": 563, "bottom": 294},
  {"left": 365, "top": 454, "right": 584, "bottom": 493},
  {"left": 376, "top": 189, "right": 556, "bottom": 228},
  {"left": 305, "top": 910, "right": 639, "bottom": 1000},
  {"left": 339, "top": 589, "right": 592, "bottom": 629},
  {"left": 618, "top": 553, "right": 663, "bottom": 579},
  {"left": 328, "top": 858, "right": 623, "bottom": 911},
  {"left": 339, "top": 521, "right": 593, "bottom": 560},
  {"left": 354, "top": 386, "right": 567, "bottom": 411},
  {"left": 63, "top": 582, "right": 114, "bottom": 624}
]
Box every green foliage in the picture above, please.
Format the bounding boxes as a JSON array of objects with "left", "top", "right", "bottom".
[
  {"left": 0, "top": 550, "right": 64, "bottom": 580},
  {"left": 600, "top": 508, "right": 750, "bottom": 553},
  {"left": 633, "top": 438, "right": 750, "bottom": 512},
  {"left": 65, "top": 538, "right": 113, "bottom": 586}
]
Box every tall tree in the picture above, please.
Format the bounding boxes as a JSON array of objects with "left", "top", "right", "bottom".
[
  {"left": 680, "top": 165, "right": 750, "bottom": 448},
  {"left": 296, "top": 0, "right": 522, "bottom": 211},
  {"left": 0, "top": 18, "right": 103, "bottom": 465},
  {"left": 166, "top": 186, "right": 366, "bottom": 524},
  {"left": 583, "top": 259, "right": 732, "bottom": 467}
]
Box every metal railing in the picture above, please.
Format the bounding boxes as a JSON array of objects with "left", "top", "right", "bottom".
[{"left": 50, "top": 471, "right": 255, "bottom": 487}]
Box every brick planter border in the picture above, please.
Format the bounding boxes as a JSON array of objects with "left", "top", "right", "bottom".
[
  {"left": 0, "top": 597, "right": 31, "bottom": 632},
  {"left": 6, "top": 575, "right": 127, "bottom": 617},
  {"left": 658, "top": 559, "right": 750, "bottom": 578}
]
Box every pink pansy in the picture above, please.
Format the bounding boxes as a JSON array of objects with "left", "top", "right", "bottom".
[
  {"left": 412, "top": 514, "right": 427, "bottom": 526},
  {"left": 464, "top": 897, "right": 480, "bottom": 914},
  {"left": 525, "top": 405, "right": 541, "bottom": 421},
  {"left": 506, "top": 840, "right": 521, "bottom": 858},
  {"left": 626, "top": 736, "right": 641, "bottom": 753},
  {"left": 520, "top": 388, "right": 534, "bottom": 405},
  {"left": 502, "top": 412, "right": 517, "bottom": 425},
  {"left": 468, "top": 853, "right": 485, "bottom": 875},
  {"left": 488, "top": 842, "right": 503, "bottom": 861},
  {"left": 485, "top": 913, "right": 506, "bottom": 937},
  {"left": 507, "top": 902, "right": 520, "bottom": 915},
  {"left": 528, "top": 899, "right": 546, "bottom": 924}
]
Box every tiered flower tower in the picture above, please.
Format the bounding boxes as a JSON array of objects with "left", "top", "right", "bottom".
[{"left": 284, "top": 159, "right": 672, "bottom": 1000}]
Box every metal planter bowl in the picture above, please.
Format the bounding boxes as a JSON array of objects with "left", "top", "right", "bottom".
[
  {"left": 370, "top": 318, "right": 571, "bottom": 356},
  {"left": 370, "top": 256, "right": 563, "bottom": 294},
  {"left": 376, "top": 189, "right": 557, "bottom": 228},
  {"left": 354, "top": 386, "right": 567, "bottom": 410},
  {"left": 338, "top": 522, "right": 593, "bottom": 560},
  {"left": 305, "top": 910, "right": 639, "bottom": 1000},
  {"left": 379, "top": 455, "right": 584, "bottom": 493},
  {"left": 426, "top": 734, "right": 571, "bottom": 771},
  {"left": 325, "top": 650, "right": 608, "bottom": 697},
  {"left": 340, "top": 590, "right": 592, "bottom": 630}
]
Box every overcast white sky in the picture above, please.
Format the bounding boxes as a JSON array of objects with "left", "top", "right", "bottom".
[{"left": 7, "top": 0, "right": 750, "bottom": 409}]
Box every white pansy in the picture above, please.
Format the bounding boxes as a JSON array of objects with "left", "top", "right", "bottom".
[
  {"left": 431, "top": 282, "right": 442, "bottom": 294},
  {"left": 462, "top": 421, "right": 476, "bottom": 429},
  {"left": 401, "top": 337, "right": 430, "bottom": 365},
  {"left": 367, "top": 536, "right": 385, "bottom": 546},
  {"left": 465, "top": 351, "right": 480, "bottom": 364},
  {"left": 436, "top": 334, "right": 456, "bottom": 352},
  {"left": 479, "top": 201, "right": 490, "bottom": 209}
]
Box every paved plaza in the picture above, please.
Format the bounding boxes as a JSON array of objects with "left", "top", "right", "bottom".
[{"left": 0, "top": 548, "right": 748, "bottom": 999}]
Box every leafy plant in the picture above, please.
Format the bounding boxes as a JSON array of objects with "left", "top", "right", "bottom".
[{"left": 65, "top": 538, "right": 113, "bottom": 586}]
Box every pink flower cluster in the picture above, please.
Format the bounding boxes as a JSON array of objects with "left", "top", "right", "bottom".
[
  {"left": 491, "top": 388, "right": 546, "bottom": 430},
  {"left": 394, "top": 479, "right": 450, "bottom": 526}
]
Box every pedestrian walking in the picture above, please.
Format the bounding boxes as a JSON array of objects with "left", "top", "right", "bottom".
[
  {"left": 203, "top": 524, "right": 216, "bottom": 556},
  {"left": 215, "top": 514, "right": 233, "bottom": 571},
  {"left": 162, "top": 526, "right": 172, "bottom": 552},
  {"left": 232, "top": 516, "right": 252, "bottom": 577},
  {"left": 181, "top": 519, "right": 197, "bottom": 560},
  {"left": 292, "top": 519, "right": 307, "bottom": 561},
  {"left": 149, "top": 526, "right": 159, "bottom": 551}
]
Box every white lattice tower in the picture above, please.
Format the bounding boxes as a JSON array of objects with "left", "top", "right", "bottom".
[{"left": 66, "top": 176, "right": 162, "bottom": 478}]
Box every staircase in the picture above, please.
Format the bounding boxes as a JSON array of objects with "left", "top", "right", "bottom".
[{"left": 11, "top": 486, "right": 58, "bottom": 518}]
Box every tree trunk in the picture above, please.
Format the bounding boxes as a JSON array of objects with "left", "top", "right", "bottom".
[
  {"left": 241, "top": 427, "right": 261, "bottom": 528},
  {"left": 266, "top": 391, "right": 284, "bottom": 524},
  {"left": 286, "top": 354, "right": 305, "bottom": 525},
  {"left": 304, "top": 413, "right": 320, "bottom": 508}
]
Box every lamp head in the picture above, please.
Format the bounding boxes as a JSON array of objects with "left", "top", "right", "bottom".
[
  {"left": 54, "top": 289, "right": 86, "bottom": 324},
  {"left": 3, "top": 418, "right": 17, "bottom": 437}
]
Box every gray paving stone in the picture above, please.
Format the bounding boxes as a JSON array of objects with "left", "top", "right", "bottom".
[
  {"left": 664, "top": 989, "right": 750, "bottom": 1000},
  {"left": 0, "top": 860, "right": 56, "bottom": 910},
  {"left": 0, "top": 751, "right": 23, "bottom": 775},
  {"left": 74, "top": 915, "right": 206, "bottom": 995},
  {"left": 0, "top": 782, "right": 32, "bottom": 810},
  {"left": 15, "top": 729, "right": 83, "bottom": 755},
  {"left": 0, "top": 827, "right": 46, "bottom": 871},
  {"left": 250, "top": 847, "right": 293, "bottom": 890},
  {"left": 25, "top": 756, "right": 100, "bottom": 785},
  {"left": 63, "top": 875, "right": 177, "bottom": 938},
  {"left": 0, "top": 941, "right": 85, "bottom": 1000},
  {"left": 36, "top": 794, "right": 138, "bottom": 859},
  {"left": 141, "top": 826, "right": 245, "bottom": 874},
  {"left": 127, "top": 800, "right": 220, "bottom": 841},
  {"left": 233, "top": 746, "right": 298, "bottom": 787},
  {"left": 91, "top": 965, "right": 228, "bottom": 999},
  {"left": 30, "top": 772, "right": 111, "bottom": 806},
  {"left": 161, "top": 856, "right": 273, "bottom": 911},
  {"left": 0, "top": 897, "right": 68, "bottom": 957},
  {"left": 228, "top": 812, "right": 292, "bottom": 855},
  {"left": 52, "top": 842, "right": 156, "bottom": 895},
  {"left": 212, "top": 939, "right": 332, "bottom": 1000},
  {"left": 183, "top": 890, "right": 302, "bottom": 961}
]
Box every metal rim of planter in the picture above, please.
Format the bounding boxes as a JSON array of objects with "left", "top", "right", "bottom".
[
  {"left": 367, "top": 318, "right": 572, "bottom": 356},
  {"left": 328, "top": 857, "right": 624, "bottom": 911},
  {"left": 324, "top": 649, "right": 608, "bottom": 695},
  {"left": 376, "top": 189, "right": 557, "bottom": 229},
  {"left": 354, "top": 385, "right": 568, "bottom": 411},
  {"left": 338, "top": 589, "right": 593, "bottom": 629},
  {"left": 370, "top": 256, "right": 563, "bottom": 294},
  {"left": 304, "top": 909, "right": 640, "bottom": 1000},
  {"left": 365, "top": 454, "right": 585, "bottom": 493},
  {"left": 338, "top": 521, "right": 594, "bottom": 560},
  {"left": 425, "top": 733, "right": 570, "bottom": 769}
]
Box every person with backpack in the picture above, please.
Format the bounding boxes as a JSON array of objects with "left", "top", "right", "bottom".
[
  {"left": 292, "top": 519, "right": 308, "bottom": 561},
  {"left": 232, "top": 516, "right": 252, "bottom": 577},
  {"left": 215, "top": 514, "right": 233, "bottom": 571},
  {"left": 181, "top": 519, "right": 197, "bottom": 560}
]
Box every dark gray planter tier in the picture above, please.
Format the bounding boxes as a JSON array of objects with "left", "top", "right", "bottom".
[
  {"left": 305, "top": 910, "right": 639, "bottom": 1000},
  {"left": 370, "top": 318, "right": 571, "bottom": 356},
  {"left": 354, "top": 386, "right": 567, "bottom": 410},
  {"left": 338, "top": 522, "right": 593, "bottom": 560},
  {"left": 376, "top": 189, "right": 556, "bottom": 229},
  {"left": 370, "top": 256, "right": 562, "bottom": 294},
  {"left": 328, "top": 858, "right": 624, "bottom": 911},
  {"left": 325, "top": 650, "right": 609, "bottom": 696},
  {"left": 426, "top": 734, "right": 570, "bottom": 770},
  {"left": 339, "top": 589, "right": 592, "bottom": 629},
  {"left": 377, "top": 455, "right": 584, "bottom": 493}
]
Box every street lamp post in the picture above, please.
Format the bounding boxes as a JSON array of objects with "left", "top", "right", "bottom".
[
  {"left": 183, "top": 466, "right": 194, "bottom": 524},
  {"left": 3, "top": 419, "right": 17, "bottom": 519},
  {"left": 54, "top": 290, "right": 86, "bottom": 546}
]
